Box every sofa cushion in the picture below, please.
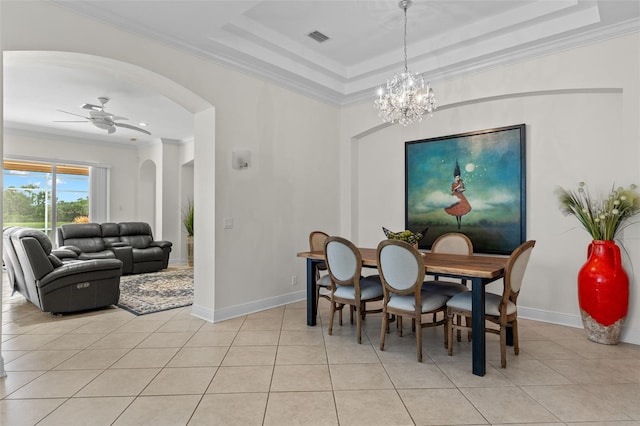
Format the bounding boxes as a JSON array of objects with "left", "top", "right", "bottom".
[
  {"left": 59, "top": 224, "right": 105, "bottom": 253},
  {"left": 101, "top": 222, "right": 121, "bottom": 246},
  {"left": 119, "top": 222, "right": 153, "bottom": 249}
]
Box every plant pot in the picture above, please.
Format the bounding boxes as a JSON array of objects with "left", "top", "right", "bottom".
[
  {"left": 187, "top": 235, "right": 194, "bottom": 267},
  {"left": 577, "top": 240, "right": 628, "bottom": 344}
]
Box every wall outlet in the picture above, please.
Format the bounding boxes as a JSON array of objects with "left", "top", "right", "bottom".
[
  {"left": 223, "top": 218, "right": 233, "bottom": 229},
  {"left": 291, "top": 275, "right": 297, "bottom": 286}
]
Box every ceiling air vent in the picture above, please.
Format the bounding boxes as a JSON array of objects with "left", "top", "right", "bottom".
[{"left": 307, "top": 30, "right": 329, "bottom": 43}]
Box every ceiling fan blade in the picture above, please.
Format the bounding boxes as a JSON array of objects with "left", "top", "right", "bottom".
[
  {"left": 57, "top": 110, "right": 90, "bottom": 119},
  {"left": 114, "top": 122, "right": 151, "bottom": 135},
  {"left": 82, "top": 103, "right": 102, "bottom": 111},
  {"left": 111, "top": 116, "right": 128, "bottom": 121}
]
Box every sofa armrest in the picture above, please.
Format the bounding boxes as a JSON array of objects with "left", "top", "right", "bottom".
[
  {"left": 111, "top": 245, "right": 133, "bottom": 274},
  {"left": 58, "top": 245, "right": 82, "bottom": 256},
  {"left": 150, "top": 240, "right": 172, "bottom": 249},
  {"left": 51, "top": 248, "right": 79, "bottom": 260}
]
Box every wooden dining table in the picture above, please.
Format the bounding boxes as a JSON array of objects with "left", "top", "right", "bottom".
[{"left": 297, "top": 248, "right": 509, "bottom": 376}]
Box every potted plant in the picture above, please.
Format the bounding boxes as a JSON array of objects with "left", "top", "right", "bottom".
[
  {"left": 557, "top": 182, "right": 640, "bottom": 344},
  {"left": 183, "top": 200, "right": 194, "bottom": 267}
]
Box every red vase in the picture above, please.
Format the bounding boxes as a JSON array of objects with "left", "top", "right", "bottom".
[{"left": 577, "top": 240, "right": 628, "bottom": 344}]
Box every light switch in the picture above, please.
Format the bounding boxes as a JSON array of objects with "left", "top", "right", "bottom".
[{"left": 223, "top": 218, "right": 234, "bottom": 229}]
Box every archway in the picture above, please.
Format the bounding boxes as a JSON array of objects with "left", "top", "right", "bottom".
[{"left": 2, "top": 51, "right": 216, "bottom": 322}]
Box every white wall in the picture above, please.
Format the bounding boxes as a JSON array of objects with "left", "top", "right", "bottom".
[
  {"left": 340, "top": 33, "right": 640, "bottom": 343},
  {"left": 2, "top": 1, "right": 341, "bottom": 321}
]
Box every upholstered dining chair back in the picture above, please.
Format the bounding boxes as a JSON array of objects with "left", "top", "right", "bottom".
[
  {"left": 431, "top": 232, "right": 473, "bottom": 255},
  {"left": 325, "top": 237, "right": 360, "bottom": 285},
  {"left": 378, "top": 239, "right": 424, "bottom": 293},
  {"left": 504, "top": 239, "right": 535, "bottom": 300}
]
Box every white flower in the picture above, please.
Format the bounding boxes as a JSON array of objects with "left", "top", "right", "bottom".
[{"left": 612, "top": 209, "right": 620, "bottom": 215}]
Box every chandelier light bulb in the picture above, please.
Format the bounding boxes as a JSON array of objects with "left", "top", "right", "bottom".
[{"left": 374, "top": 0, "right": 436, "bottom": 126}]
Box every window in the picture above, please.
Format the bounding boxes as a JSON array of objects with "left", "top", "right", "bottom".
[{"left": 3, "top": 160, "right": 90, "bottom": 240}]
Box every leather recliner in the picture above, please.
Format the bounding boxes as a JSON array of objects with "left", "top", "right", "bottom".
[{"left": 6, "top": 227, "right": 123, "bottom": 314}]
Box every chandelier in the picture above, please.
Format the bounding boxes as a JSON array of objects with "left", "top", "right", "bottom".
[{"left": 374, "top": 0, "right": 436, "bottom": 126}]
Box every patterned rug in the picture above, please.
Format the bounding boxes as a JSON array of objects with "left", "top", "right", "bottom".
[{"left": 117, "top": 267, "right": 193, "bottom": 315}]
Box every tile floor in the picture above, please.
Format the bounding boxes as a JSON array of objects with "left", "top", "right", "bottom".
[{"left": 1, "top": 275, "right": 640, "bottom": 425}]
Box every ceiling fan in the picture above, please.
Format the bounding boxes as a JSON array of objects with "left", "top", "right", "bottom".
[{"left": 55, "top": 97, "right": 151, "bottom": 135}]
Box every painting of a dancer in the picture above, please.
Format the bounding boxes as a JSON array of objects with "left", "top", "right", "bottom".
[
  {"left": 405, "top": 124, "right": 526, "bottom": 254},
  {"left": 445, "top": 161, "right": 472, "bottom": 229}
]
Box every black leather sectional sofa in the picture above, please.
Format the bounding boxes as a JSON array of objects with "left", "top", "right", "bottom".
[{"left": 57, "top": 222, "right": 172, "bottom": 275}]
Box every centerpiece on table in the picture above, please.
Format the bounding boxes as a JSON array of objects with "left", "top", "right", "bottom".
[
  {"left": 557, "top": 182, "right": 640, "bottom": 344},
  {"left": 382, "top": 226, "right": 428, "bottom": 248}
]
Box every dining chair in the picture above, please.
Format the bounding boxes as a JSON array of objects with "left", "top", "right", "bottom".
[
  {"left": 377, "top": 239, "right": 450, "bottom": 362},
  {"left": 446, "top": 240, "right": 536, "bottom": 368},
  {"left": 309, "top": 230, "right": 345, "bottom": 324},
  {"left": 422, "top": 232, "right": 473, "bottom": 296},
  {"left": 324, "top": 236, "right": 383, "bottom": 344},
  {"left": 421, "top": 232, "right": 473, "bottom": 339}
]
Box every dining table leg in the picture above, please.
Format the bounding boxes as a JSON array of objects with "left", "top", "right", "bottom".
[
  {"left": 471, "top": 276, "right": 487, "bottom": 376},
  {"left": 306, "top": 258, "right": 321, "bottom": 326}
]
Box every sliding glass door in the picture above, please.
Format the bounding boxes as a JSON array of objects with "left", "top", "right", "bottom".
[{"left": 3, "top": 160, "right": 89, "bottom": 240}]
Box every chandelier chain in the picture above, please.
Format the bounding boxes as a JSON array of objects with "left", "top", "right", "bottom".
[
  {"left": 373, "top": 0, "right": 437, "bottom": 126},
  {"left": 403, "top": 4, "right": 408, "bottom": 74}
]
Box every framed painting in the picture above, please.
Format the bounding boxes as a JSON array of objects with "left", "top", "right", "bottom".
[{"left": 405, "top": 124, "right": 526, "bottom": 255}]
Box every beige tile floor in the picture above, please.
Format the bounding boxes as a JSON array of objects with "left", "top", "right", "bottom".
[{"left": 2, "top": 277, "right": 640, "bottom": 425}]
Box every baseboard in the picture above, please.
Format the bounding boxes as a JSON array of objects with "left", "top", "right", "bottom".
[
  {"left": 190, "top": 303, "right": 214, "bottom": 322},
  {"left": 519, "top": 306, "right": 640, "bottom": 345},
  {"left": 198, "top": 289, "right": 306, "bottom": 323}
]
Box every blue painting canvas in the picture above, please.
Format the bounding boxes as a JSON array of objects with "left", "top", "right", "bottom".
[{"left": 405, "top": 124, "right": 526, "bottom": 255}]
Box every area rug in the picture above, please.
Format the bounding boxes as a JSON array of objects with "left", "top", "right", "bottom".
[{"left": 117, "top": 267, "right": 193, "bottom": 315}]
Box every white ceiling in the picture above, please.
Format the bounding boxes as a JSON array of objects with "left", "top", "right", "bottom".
[{"left": 4, "top": 0, "right": 639, "bottom": 145}]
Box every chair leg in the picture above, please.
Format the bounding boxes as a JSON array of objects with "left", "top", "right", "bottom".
[
  {"left": 447, "top": 310, "right": 454, "bottom": 355},
  {"left": 416, "top": 315, "right": 423, "bottom": 362},
  {"left": 350, "top": 305, "right": 355, "bottom": 325},
  {"left": 338, "top": 304, "right": 343, "bottom": 326},
  {"left": 443, "top": 312, "right": 448, "bottom": 348},
  {"left": 356, "top": 305, "right": 363, "bottom": 344},
  {"left": 398, "top": 316, "right": 403, "bottom": 337},
  {"left": 328, "top": 301, "right": 336, "bottom": 336},
  {"left": 456, "top": 315, "right": 462, "bottom": 342},
  {"left": 512, "top": 319, "right": 519, "bottom": 355},
  {"left": 500, "top": 323, "right": 507, "bottom": 368},
  {"left": 380, "top": 309, "right": 388, "bottom": 351}
]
